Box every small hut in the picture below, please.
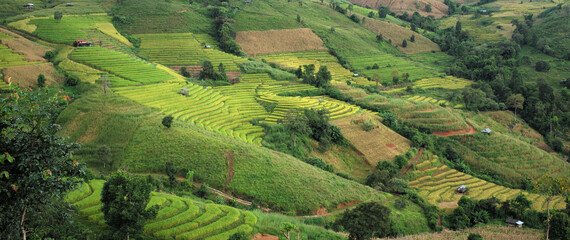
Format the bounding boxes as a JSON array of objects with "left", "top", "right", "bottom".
[
  {"left": 481, "top": 128, "right": 492, "bottom": 135},
  {"left": 561, "top": 79, "right": 568, "bottom": 86},
  {"left": 24, "top": 3, "right": 34, "bottom": 9},
  {"left": 180, "top": 88, "right": 190, "bottom": 96},
  {"left": 73, "top": 39, "right": 93, "bottom": 47},
  {"left": 456, "top": 185, "right": 468, "bottom": 194},
  {"left": 353, "top": 73, "right": 359, "bottom": 77},
  {"left": 66, "top": 3, "right": 74, "bottom": 6},
  {"left": 204, "top": 45, "right": 212, "bottom": 49},
  {"left": 506, "top": 219, "right": 524, "bottom": 228}
]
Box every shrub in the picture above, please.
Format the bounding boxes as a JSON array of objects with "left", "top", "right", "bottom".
[
  {"left": 394, "top": 155, "right": 408, "bottom": 169},
  {"left": 402, "top": 39, "right": 408, "bottom": 47},
  {"left": 467, "top": 233, "right": 484, "bottom": 240},
  {"left": 304, "top": 157, "right": 333, "bottom": 172},
  {"left": 395, "top": 198, "right": 407, "bottom": 210},
  {"left": 388, "top": 178, "right": 410, "bottom": 193},
  {"left": 65, "top": 74, "right": 80, "bottom": 86},
  {"left": 162, "top": 115, "right": 174, "bottom": 128},
  {"left": 535, "top": 60, "right": 550, "bottom": 72},
  {"left": 44, "top": 51, "right": 55, "bottom": 61},
  {"left": 37, "top": 74, "right": 46, "bottom": 87}
]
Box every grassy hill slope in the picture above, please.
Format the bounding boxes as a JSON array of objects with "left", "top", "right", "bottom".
[{"left": 57, "top": 87, "right": 392, "bottom": 213}]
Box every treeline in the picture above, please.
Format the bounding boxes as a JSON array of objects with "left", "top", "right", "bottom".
[
  {"left": 206, "top": 1, "right": 242, "bottom": 55},
  {"left": 428, "top": 18, "right": 569, "bottom": 153}
]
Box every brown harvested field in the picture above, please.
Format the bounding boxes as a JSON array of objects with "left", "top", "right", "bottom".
[
  {"left": 0, "top": 28, "right": 52, "bottom": 62},
  {"left": 349, "top": 0, "right": 448, "bottom": 18},
  {"left": 3, "top": 63, "right": 65, "bottom": 88},
  {"left": 332, "top": 112, "right": 410, "bottom": 165},
  {"left": 363, "top": 17, "right": 441, "bottom": 54},
  {"left": 379, "top": 225, "right": 542, "bottom": 240},
  {"left": 235, "top": 28, "right": 327, "bottom": 56}
]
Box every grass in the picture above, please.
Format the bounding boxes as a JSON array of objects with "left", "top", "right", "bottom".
[
  {"left": 29, "top": 15, "right": 111, "bottom": 43},
  {"left": 378, "top": 224, "right": 543, "bottom": 240},
  {"left": 362, "top": 16, "right": 441, "bottom": 54},
  {"left": 111, "top": 0, "right": 212, "bottom": 35},
  {"left": 234, "top": 0, "right": 398, "bottom": 57},
  {"left": 67, "top": 180, "right": 257, "bottom": 239},
  {"left": 70, "top": 47, "right": 177, "bottom": 85},
  {"left": 517, "top": 46, "right": 570, "bottom": 93},
  {"left": 3, "top": 0, "right": 110, "bottom": 21},
  {"left": 0, "top": 28, "right": 52, "bottom": 62},
  {"left": 343, "top": 0, "right": 449, "bottom": 18},
  {"left": 408, "top": 151, "right": 566, "bottom": 211},
  {"left": 134, "top": 33, "right": 247, "bottom": 71},
  {"left": 3, "top": 63, "right": 65, "bottom": 88},
  {"left": 447, "top": 132, "right": 570, "bottom": 184},
  {"left": 57, "top": 88, "right": 392, "bottom": 213},
  {"left": 235, "top": 28, "right": 327, "bottom": 56}
]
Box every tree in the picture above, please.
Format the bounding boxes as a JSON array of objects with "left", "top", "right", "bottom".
[
  {"left": 180, "top": 67, "right": 191, "bottom": 78},
  {"left": 376, "top": 33, "right": 384, "bottom": 42},
  {"left": 101, "top": 171, "right": 159, "bottom": 240},
  {"left": 402, "top": 39, "right": 408, "bottom": 47},
  {"left": 281, "top": 222, "right": 300, "bottom": 240},
  {"left": 165, "top": 161, "right": 177, "bottom": 188},
  {"left": 456, "top": 21, "right": 462, "bottom": 33},
  {"left": 162, "top": 115, "right": 174, "bottom": 128},
  {"left": 54, "top": 11, "right": 62, "bottom": 22},
  {"left": 101, "top": 74, "right": 110, "bottom": 94},
  {"left": 98, "top": 145, "right": 113, "bottom": 168},
  {"left": 199, "top": 61, "right": 216, "bottom": 80},
  {"left": 506, "top": 94, "right": 524, "bottom": 121},
  {"left": 315, "top": 65, "right": 332, "bottom": 87},
  {"left": 534, "top": 174, "right": 570, "bottom": 240},
  {"left": 348, "top": 4, "right": 353, "bottom": 13},
  {"left": 0, "top": 87, "right": 84, "bottom": 240},
  {"left": 410, "top": 35, "right": 415, "bottom": 42},
  {"left": 37, "top": 74, "right": 46, "bottom": 87},
  {"left": 217, "top": 63, "right": 228, "bottom": 82},
  {"left": 535, "top": 60, "right": 550, "bottom": 72},
  {"left": 337, "top": 202, "right": 391, "bottom": 239},
  {"left": 425, "top": 4, "right": 432, "bottom": 12},
  {"left": 378, "top": 5, "right": 390, "bottom": 18}
]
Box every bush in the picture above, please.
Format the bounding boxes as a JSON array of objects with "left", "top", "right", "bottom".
[
  {"left": 65, "top": 74, "right": 80, "bottom": 86},
  {"left": 394, "top": 154, "right": 408, "bottom": 169},
  {"left": 394, "top": 198, "right": 407, "bottom": 210},
  {"left": 304, "top": 157, "right": 333, "bottom": 172},
  {"left": 44, "top": 51, "right": 56, "bottom": 61},
  {"left": 467, "top": 233, "right": 484, "bottom": 240},
  {"left": 162, "top": 115, "right": 174, "bottom": 128},
  {"left": 388, "top": 178, "right": 410, "bottom": 193},
  {"left": 535, "top": 60, "right": 550, "bottom": 72}
]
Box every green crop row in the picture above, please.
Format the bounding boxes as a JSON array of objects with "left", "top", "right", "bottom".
[
  {"left": 144, "top": 201, "right": 199, "bottom": 233},
  {"left": 175, "top": 205, "right": 241, "bottom": 240},
  {"left": 72, "top": 180, "right": 105, "bottom": 209},
  {"left": 152, "top": 204, "right": 222, "bottom": 238},
  {"left": 204, "top": 224, "right": 253, "bottom": 240}
]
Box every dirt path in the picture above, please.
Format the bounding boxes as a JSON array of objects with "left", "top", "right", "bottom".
[
  {"left": 432, "top": 124, "right": 476, "bottom": 137},
  {"left": 401, "top": 147, "right": 424, "bottom": 175},
  {"left": 223, "top": 151, "right": 234, "bottom": 191},
  {"left": 251, "top": 234, "right": 279, "bottom": 240}
]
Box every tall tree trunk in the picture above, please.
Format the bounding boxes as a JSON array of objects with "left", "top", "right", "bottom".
[
  {"left": 20, "top": 206, "right": 27, "bottom": 240},
  {"left": 546, "top": 197, "right": 551, "bottom": 240},
  {"left": 514, "top": 108, "right": 517, "bottom": 121},
  {"left": 126, "top": 232, "right": 129, "bottom": 240}
]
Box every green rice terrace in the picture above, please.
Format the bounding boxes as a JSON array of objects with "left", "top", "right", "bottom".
[
  {"left": 408, "top": 152, "right": 567, "bottom": 211},
  {"left": 345, "top": 54, "right": 442, "bottom": 83},
  {"left": 135, "top": 33, "right": 247, "bottom": 72},
  {"left": 66, "top": 180, "right": 257, "bottom": 240}
]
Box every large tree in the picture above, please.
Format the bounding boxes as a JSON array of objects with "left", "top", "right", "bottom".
[
  {"left": 506, "top": 94, "right": 524, "bottom": 121},
  {"left": 337, "top": 201, "right": 391, "bottom": 240},
  {"left": 0, "top": 87, "right": 85, "bottom": 240},
  {"left": 101, "top": 171, "right": 159, "bottom": 240},
  {"left": 534, "top": 174, "right": 570, "bottom": 240}
]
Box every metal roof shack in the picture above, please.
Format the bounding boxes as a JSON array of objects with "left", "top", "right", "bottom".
[{"left": 506, "top": 218, "right": 524, "bottom": 228}]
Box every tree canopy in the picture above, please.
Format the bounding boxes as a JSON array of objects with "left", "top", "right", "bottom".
[
  {"left": 337, "top": 201, "right": 391, "bottom": 239},
  {"left": 0, "top": 87, "right": 85, "bottom": 239}
]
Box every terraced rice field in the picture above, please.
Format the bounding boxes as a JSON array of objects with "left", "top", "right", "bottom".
[
  {"left": 363, "top": 17, "right": 441, "bottom": 55},
  {"left": 114, "top": 73, "right": 362, "bottom": 144},
  {"left": 397, "top": 104, "right": 470, "bottom": 132},
  {"left": 66, "top": 180, "right": 257, "bottom": 240},
  {"left": 135, "top": 33, "right": 246, "bottom": 71},
  {"left": 413, "top": 76, "right": 473, "bottom": 90},
  {"left": 0, "top": 72, "right": 10, "bottom": 91},
  {"left": 406, "top": 95, "right": 449, "bottom": 106},
  {"left": 235, "top": 28, "right": 327, "bottom": 56},
  {"left": 259, "top": 51, "right": 376, "bottom": 86},
  {"left": 250, "top": 73, "right": 362, "bottom": 123},
  {"left": 29, "top": 16, "right": 113, "bottom": 44},
  {"left": 408, "top": 153, "right": 566, "bottom": 211},
  {"left": 0, "top": 32, "right": 35, "bottom": 69},
  {"left": 345, "top": 54, "right": 440, "bottom": 83},
  {"left": 450, "top": 133, "right": 570, "bottom": 181},
  {"left": 71, "top": 47, "right": 175, "bottom": 85}
]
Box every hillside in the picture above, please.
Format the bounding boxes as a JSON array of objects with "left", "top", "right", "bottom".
[
  {"left": 57, "top": 87, "right": 392, "bottom": 213},
  {"left": 346, "top": 0, "right": 449, "bottom": 18}
]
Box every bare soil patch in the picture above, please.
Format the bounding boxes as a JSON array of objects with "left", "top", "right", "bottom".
[
  {"left": 3, "top": 63, "right": 65, "bottom": 88},
  {"left": 251, "top": 234, "right": 279, "bottom": 240},
  {"left": 438, "top": 201, "right": 459, "bottom": 209},
  {"left": 236, "top": 28, "right": 327, "bottom": 56},
  {"left": 332, "top": 112, "right": 410, "bottom": 165},
  {"left": 223, "top": 151, "right": 235, "bottom": 191},
  {"left": 0, "top": 28, "right": 52, "bottom": 62},
  {"left": 386, "top": 143, "right": 395, "bottom": 148},
  {"left": 432, "top": 124, "right": 476, "bottom": 137},
  {"left": 363, "top": 17, "right": 441, "bottom": 54}
]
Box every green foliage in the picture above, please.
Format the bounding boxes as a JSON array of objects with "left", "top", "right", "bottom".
[
  {"left": 180, "top": 67, "right": 191, "bottom": 78},
  {"left": 402, "top": 39, "right": 408, "bottom": 48},
  {"left": 162, "top": 115, "right": 174, "bottom": 128},
  {"left": 0, "top": 87, "right": 85, "bottom": 238},
  {"left": 97, "top": 145, "right": 113, "bottom": 168},
  {"left": 37, "top": 74, "right": 46, "bottom": 88},
  {"left": 550, "top": 211, "right": 570, "bottom": 240},
  {"left": 65, "top": 74, "right": 80, "bottom": 87},
  {"left": 394, "top": 154, "right": 409, "bottom": 169},
  {"left": 304, "top": 157, "right": 333, "bottom": 172},
  {"left": 535, "top": 60, "right": 550, "bottom": 72},
  {"left": 239, "top": 61, "right": 296, "bottom": 80},
  {"left": 447, "top": 206, "right": 470, "bottom": 230},
  {"left": 388, "top": 178, "right": 410, "bottom": 194},
  {"left": 467, "top": 233, "right": 484, "bottom": 240},
  {"left": 101, "top": 171, "right": 159, "bottom": 238},
  {"left": 394, "top": 198, "right": 407, "bottom": 210},
  {"left": 337, "top": 201, "right": 391, "bottom": 239}
]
